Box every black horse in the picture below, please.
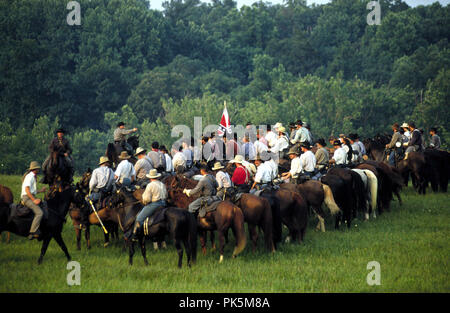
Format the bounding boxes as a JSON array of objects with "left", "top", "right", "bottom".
[
  {"left": 42, "top": 150, "right": 73, "bottom": 187},
  {"left": 106, "top": 135, "right": 140, "bottom": 169},
  {"left": 108, "top": 187, "right": 198, "bottom": 268},
  {"left": 0, "top": 185, "right": 76, "bottom": 264}
]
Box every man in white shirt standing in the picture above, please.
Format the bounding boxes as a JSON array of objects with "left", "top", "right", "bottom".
[
  {"left": 21, "top": 161, "right": 47, "bottom": 239},
  {"left": 114, "top": 151, "right": 136, "bottom": 186},
  {"left": 172, "top": 146, "right": 187, "bottom": 174}
]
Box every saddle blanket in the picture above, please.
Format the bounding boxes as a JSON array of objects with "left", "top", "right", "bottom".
[
  {"left": 199, "top": 196, "right": 222, "bottom": 218},
  {"left": 143, "top": 207, "right": 167, "bottom": 235}
]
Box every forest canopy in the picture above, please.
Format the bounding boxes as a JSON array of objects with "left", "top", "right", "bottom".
[{"left": 0, "top": 0, "right": 448, "bottom": 174}]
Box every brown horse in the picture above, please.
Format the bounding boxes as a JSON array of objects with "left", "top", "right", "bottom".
[
  {"left": 68, "top": 170, "right": 119, "bottom": 249},
  {"left": 164, "top": 175, "right": 246, "bottom": 262},
  {"left": 226, "top": 193, "right": 274, "bottom": 252},
  {"left": 0, "top": 184, "right": 13, "bottom": 243},
  {"left": 280, "top": 180, "right": 340, "bottom": 232},
  {"left": 260, "top": 188, "right": 309, "bottom": 244}
]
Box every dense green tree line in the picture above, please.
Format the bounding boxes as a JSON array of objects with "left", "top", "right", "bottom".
[{"left": 0, "top": 0, "right": 448, "bottom": 174}]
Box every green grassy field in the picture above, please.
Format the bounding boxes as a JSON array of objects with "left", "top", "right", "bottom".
[{"left": 0, "top": 174, "right": 449, "bottom": 293}]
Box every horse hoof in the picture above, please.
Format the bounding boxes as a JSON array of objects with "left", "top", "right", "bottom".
[{"left": 37, "top": 258, "right": 43, "bottom": 265}]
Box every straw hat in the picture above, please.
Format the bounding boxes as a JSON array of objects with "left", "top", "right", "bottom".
[
  {"left": 98, "top": 156, "right": 110, "bottom": 166},
  {"left": 134, "top": 147, "right": 147, "bottom": 156},
  {"left": 287, "top": 147, "right": 299, "bottom": 155},
  {"left": 146, "top": 169, "right": 161, "bottom": 179},
  {"left": 273, "top": 122, "right": 283, "bottom": 130},
  {"left": 211, "top": 162, "right": 224, "bottom": 171},
  {"left": 119, "top": 151, "right": 131, "bottom": 160},
  {"left": 278, "top": 126, "right": 286, "bottom": 133},
  {"left": 28, "top": 161, "right": 41, "bottom": 171},
  {"left": 229, "top": 155, "right": 244, "bottom": 164},
  {"left": 401, "top": 122, "right": 409, "bottom": 128}
]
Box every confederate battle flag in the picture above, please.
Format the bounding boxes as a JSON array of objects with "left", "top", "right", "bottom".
[{"left": 217, "top": 101, "right": 232, "bottom": 136}]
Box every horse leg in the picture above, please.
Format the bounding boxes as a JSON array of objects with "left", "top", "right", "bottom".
[
  {"left": 86, "top": 225, "right": 91, "bottom": 249},
  {"left": 38, "top": 236, "right": 52, "bottom": 265},
  {"left": 248, "top": 224, "right": 258, "bottom": 253},
  {"left": 74, "top": 226, "right": 81, "bottom": 250},
  {"left": 140, "top": 236, "right": 148, "bottom": 266},
  {"left": 129, "top": 240, "right": 135, "bottom": 265},
  {"left": 199, "top": 229, "right": 207, "bottom": 256},
  {"left": 175, "top": 238, "right": 183, "bottom": 268},
  {"left": 210, "top": 230, "right": 216, "bottom": 251},
  {"left": 218, "top": 230, "right": 226, "bottom": 263},
  {"left": 53, "top": 233, "right": 71, "bottom": 262},
  {"left": 103, "top": 231, "right": 110, "bottom": 248},
  {"left": 183, "top": 238, "right": 191, "bottom": 268}
]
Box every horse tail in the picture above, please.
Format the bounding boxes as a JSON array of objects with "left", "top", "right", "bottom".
[
  {"left": 364, "top": 170, "right": 378, "bottom": 213},
  {"left": 261, "top": 197, "right": 274, "bottom": 252},
  {"left": 322, "top": 184, "right": 340, "bottom": 216},
  {"left": 231, "top": 205, "right": 246, "bottom": 258},
  {"left": 187, "top": 211, "right": 198, "bottom": 264}
]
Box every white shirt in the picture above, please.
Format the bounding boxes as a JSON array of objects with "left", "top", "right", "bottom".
[
  {"left": 265, "top": 131, "right": 277, "bottom": 148},
  {"left": 254, "top": 162, "right": 273, "bottom": 184},
  {"left": 289, "top": 157, "right": 302, "bottom": 178},
  {"left": 172, "top": 151, "right": 187, "bottom": 170},
  {"left": 164, "top": 154, "right": 173, "bottom": 172},
  {"left": 115, "top": 160, "right": 136, "bottom": 182},
  {"left": 333, "top": 147, "right": 348, "bottom": 165},
  {"left": 216, "top": 171, "right": 232, "bottom": 189},
  {"left": 90, "top": 166, "right": 115, "bottom": 191},
  {"left": 271, "top": 135, "right": 289, "bottom": 154},
  {"left": 266, "top": 159, "right": 278, "bottom": 180},
  {"left": 299, "top": 150, "right": 316, "bottom": 172},
  {"left": 254, "top": 140, "right": 268, "bottom": 155},
  {"left": 21, "top": 171, "right": 37, "bottom": 197}
]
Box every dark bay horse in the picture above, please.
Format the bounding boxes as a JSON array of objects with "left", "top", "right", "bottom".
[
  {"left": 164, "top": 175, "right": 247, "bottom": 262},
  {"left": 0, "top": 184, "right": 13, "bottom": 243},
  {"left": 107, "top": 187, "right": 197, "bottom": 268},
  {"left": 42, "top": 150, "right": 73, "bottom": 187},
  {"left": 0, "top": 185, "right": 76, "bottom": 264},
  {"left": 280, "top": 180, "right": 341, "bottom": 232}
]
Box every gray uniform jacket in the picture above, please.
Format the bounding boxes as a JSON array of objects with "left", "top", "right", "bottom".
[
  {"left": 387, "top": 132, "right": 402, "bottom": 149},
  {"left": 114, "top": 128, "right": 134, "bottom": 142},
  {"left": 190, "top": 174, "right": 218, "bottom": 197}
]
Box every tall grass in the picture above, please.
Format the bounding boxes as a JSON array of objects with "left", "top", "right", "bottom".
[{"left": 0, "top": 175, "right": 448, "bottom": 292}]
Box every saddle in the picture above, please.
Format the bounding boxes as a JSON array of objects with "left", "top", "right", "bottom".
[
  {"left": 143, "top": 206, "right": 167, "bottom": 235},
  {"left": 8, "top": 202, "right": 48, "bottom": 224},
  {"left": 199, "top": 196, "right": 222, "bottom": 218}
]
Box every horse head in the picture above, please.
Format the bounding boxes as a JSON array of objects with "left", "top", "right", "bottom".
[{"left": 127, "top": 136, "right": 139, "bottom": 150}]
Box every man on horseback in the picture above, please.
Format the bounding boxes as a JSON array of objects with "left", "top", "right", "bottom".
[
  {"left": 281, "top": 147, "right": 301, "bottom": 183},
  {"left": 428, "top": 127, "right": 441, "bottom": 150},
  {"left": 250, "top": 154, "right": 273, "bottom": 192},
  {"left": 114, "top": 122, "right": 138, "bottom": 155},
  {"left": 85, "top": 156, "right": 115, "bottom": 225},
  {"left": 404, "top": 122, "right": 423, "bottom": 159},
  {"left": 314, "top": 138, "right": 329, "bottom": 176},
  {"left": 211, "top": 162, "right": 232, "bottom": 199},
  {"left": 134, "top": 147, "right": 153, "bottom": 185},
  {"left": 183, "top": 164, "right": 219, "bottom": 216},
  {"left": 230, "top": 155, "right": 251, "bottom": 193},
  {"left": 385, "top": 123, "right": 403, "bottom": 166},
  {"left": 329, "top": 140, "right": 348, "bottom": 167},
  {"left": 21, "top": 161, "right": 47, "bottom": 239},
  {"left": 131, "top": 169, "right": 168, "bottom": 241},
  {"left": 114, "top": 151, "right": 136, "bottom": 186},
  {"left": 43, "top": 128, "right": 74, "bottom": 184}
]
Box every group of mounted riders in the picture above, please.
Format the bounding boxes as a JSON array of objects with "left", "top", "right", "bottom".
[{"left": 16, "top": 118, "right": 444, "bottom": 247}]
